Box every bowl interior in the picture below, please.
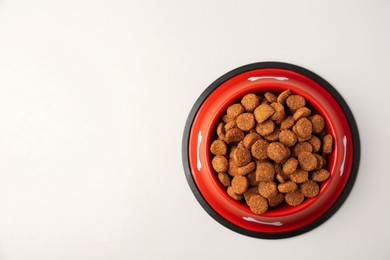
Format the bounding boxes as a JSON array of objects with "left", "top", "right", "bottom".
[{"left": 188, "top": 67, "right": 354, "bottom": 233}]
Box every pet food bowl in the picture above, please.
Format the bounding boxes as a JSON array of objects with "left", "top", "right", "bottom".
[{"left": 182, "top": 62, "right": 360, "bottom": 239}]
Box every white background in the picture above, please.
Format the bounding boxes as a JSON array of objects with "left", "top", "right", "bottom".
[{"left": 0, "top": 0, "right": 389, "bottom": 259}]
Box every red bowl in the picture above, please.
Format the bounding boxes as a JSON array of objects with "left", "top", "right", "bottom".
[{"left": 182, "top": 62, "right": 360, "bottom": 239}]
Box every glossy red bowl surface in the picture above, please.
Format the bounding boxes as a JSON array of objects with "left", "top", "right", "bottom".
[{"left": 182, "top": 62, "right": 359, "bottom": 238}]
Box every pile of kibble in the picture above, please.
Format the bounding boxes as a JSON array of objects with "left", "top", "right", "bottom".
[{"left": 210, "top": 90, "right": 333, "bottom": 214}]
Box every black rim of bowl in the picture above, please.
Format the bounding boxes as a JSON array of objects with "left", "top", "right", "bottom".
[{"left": 181, "top": 61, "right": 360, "bottom": 239}]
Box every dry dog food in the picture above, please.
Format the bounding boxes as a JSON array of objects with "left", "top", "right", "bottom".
[{"left": 210, "top": 90, "right": 333, "bottom": 214}]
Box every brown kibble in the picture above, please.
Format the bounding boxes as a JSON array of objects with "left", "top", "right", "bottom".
[
  {"left": 276, "top": 172, "right": 289, "bottom": 183},
  {"left": 264, "top": 128, "right": 280, "bottom": 142},
  {"left": 233, "top": 147, "right": 252, "bottom": 167},
  {"left": 241, "top": 93, "right": 260, "bottom": 112},
  {"left": 264, "top": 92, "right": 277, "bottom": 103},
  {"left": 308, "top": 136, "right": 321, "bottom": 152},
  {"left": 251, "top": 139, "right": 269, "bottom": 160},
  {"left": 270, "top": 102, "right": 286, "bottom": 121},
  {"left": 246, "top": 171, "right": 259, "bottom": 186},
  {"left": 267, "top": 142, "right": 289, "bottom": 163},
  {"left": 314, "top": 154, "right": 325, "bottom": 169},
  {"left": 290, "top": 168, "right": 309, "bottom": 183},
  {"left": 298, "top": 152, "right": 317, "bottom": 171},
  {"left": 228, "top": 159, "right": 238, "bottom": 176},
  {"left": 212, "top": 155, "right": 228, "bottom": 172},
  {"left": 277, "top": 89, "right": 292, "bottom": 104},
  {"left": 227, "top": 103, "right": 244, "bottom": 118},
  {"left": 286, "top": 95, "right": 306, "bottom": 112},
  {"left": 243, "top": 132, "right": 262, "bottom": 149},
  {"left": 311, "top": 169, "right": 330, "bottom": 182},
  {"left": 218, "top": 172, "right": 231, "bottom": 187},
  {"left": 256, "top": 120, "right": 275, "bottom": 136},
  {"left": 210, "top": 140, "right": 227, "bottom": 155},
  {"left": 217, "top": 122, "right": 226, "bottom": 141},
  {"left": 236, "top": 113, "right": 256, "bottom": 131},
  {"left": 255, "top": 161, "right": 275, "bottom": 182},
  {"left": 254, "top": 104, "right": 275, "bottom": 123},
  {"left": 279, "top": 130, "right": 297, "bottom": 147},
  {"left": 247, "top": 194, "right": 268, "bottom": 214},
  {"left": 258, "top": 181, "right": 278, "bottom": 199},
  {"left": 243, "top": 187, "right": 259, "bottom": 203},
  {"left": 310, "top": 114, "right": 325, "bottom": 134},
  {"left": 231, "top": 175, "right": 249, "bottom": 194},
  {"left": 224, "top": 119, "right": 237, "bottom": 132},
  {"left": 323, "top": 134, "right": 333, "bottom": 154},
  {"left": 300, "top": 180, "right": 320, "bottom": 198},
  {"left": 227, "top": 186, "right": 243, "bottom": 200},
  {"left": 294, "top": 118, "right": 313, "bottom": 138},
  {"left": 293, "top": 107, "right": 311, "bottom": 121},
  {"left": 285, "top": 190, "right": 305, "bottom": 206},
  {"left": 283, "top": 158, "right": 298, "bottom": 174},
  {"left": 225, "top": 128, "right": 245, "bottom": 143},
  {"left": 293, "top": 142, "right": 313, "bottom": 157},
  {"left": 278, "top": 181, "right": 298, "bottom": 193},
  {"left": 237, "top": 162, "right": 256, "bottom": 175},
  {"left": 280, "top": 116, "right": 295, "bottom": 130},
  {"left": 268, "top": 193, "right": 284, "bottom": 207}
]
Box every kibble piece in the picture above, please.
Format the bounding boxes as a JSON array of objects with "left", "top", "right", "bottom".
[
  {"left": 258, "top": 181, "right": 278, "bottom": 199},
  {"left": 290, "top": 168, "right": 309, "bottom": 183},
  {"left": 300, "top": 180, "right": 320, "bottom": 198},
  {"left": 277, "top": 89, "right": 292, "bottom": 104},
  {"left": 308, "top": 136, "right": 321, "bottom": 152},
  {"left": 286, "top": 95, "right": 306, "bottom": 112},
  {"left": 243, "top": 132, "right": 262, "bottom": 149},
  {"left": 237, "top": 161, "right": 256, "bottom": 175},
  {"left": 218, "top": 172, "right": 231, "bottom": 187},
  {"left": 294, "top": 118, "right": 313, "bottom": 138},
  {"left": 228, "top": 159, "right": 238, "bottom": 176},
  {"left": 255, "top": 161, "right": 275, "bottom": 182},
  {"left": 247, "top": 194, "right": 268, "bottom": 214},
  {"left": 254, "top": 104, "right": 275, "bottom": 123},
  {"left": 227, "top": 186, "right": 243, "bottom": 200},
  {"left": 278, "top": 181, "right": 298, "bottom": 193},
  {"left": 310, "top": 114, "right": 325, "bottom": 134},
  {"left": 225, "top": 128, "right": 245, "bottom": 143},
  {"left": 224, "top": 119, "right": 237, "bottom": 132},
  {"left": 270, "top": 102, "right": 285, "bottom": 121},
  {"left": 217, "top": 122, "right": 225, "bottom": 141},
  {"left": 283, "top": 158, "right": 298, "bottom": 174},
  {"left": 279, "top": 130, "right": 297, "bottom": 147},
  {"left": 264, "top": 128, "right": 280, "bottom": 142},
  {"left": 264, "top": 92, "right": 277, "bottom": 103},
  {"left": 210, "top": 140, "right": 227, "bottom": 155},
  {"left": 276, "top": 172, "right": 289, "bottom": 183},
  {"left": 293, "top": 142, "right": 313, "bottom": 157},
  {"left": 298, "top": 152, "right": 318, "bottom": 171},
  {"left": 231, "top": 175, "right": 249, "bottom": 194},
  {"left": 246, "top": 171, "right": 259, "bottom": 186},
  {"left": 311, "top": 169, "right": 330, "bottom": 182},
  {"left": 267, "top": 142, "right": 289, "bottom": 163},
  {"left": 243, "top": 187, "right": 259, "bottom": 203},
  {"left": 256, "top": 120, "right": 275, "bottom": 136},
  {"left": 293, "top": 107, "right": 311, "bottom": 121},
  {"left": 251, "top": 139, "right": 269, "bottom": 160},
  {"left": 227, "top": 103, "right": 244, "bottom": 118},
  {"left": 212, "top": 155, "right": 228, "bottom": 172},
  {"left": 241, "top": 93, "right": 260, "bottom": 112},
  {"left": 280, "top": 116, "right": 295, "bottom": 130},
  {"left": 314, "top": 154, "right": 325, "bottom": 169},
  {"left": 236, "top": 113, "right": 256, "bottom": 131},
  {"left": 285, "top": 190, "right": 305, "bottom": 206},
  {"left": 233, "top": 147, "right": 252, "bottom": 167},
  {"left": 268, "top": 193, "right": 284, "bottom": 207},
  {"left": 323, "top": 134, "right": 333, "bottom": 154}
]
